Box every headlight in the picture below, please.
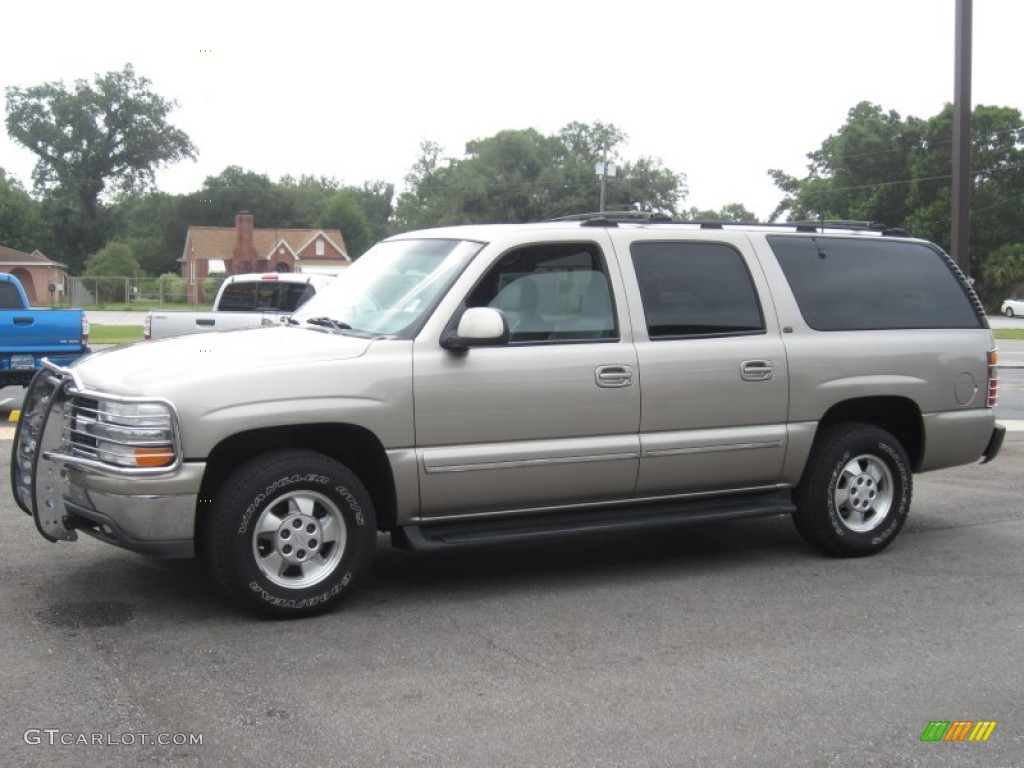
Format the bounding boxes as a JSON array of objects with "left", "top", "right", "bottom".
[{"left": 79, "top": 399, "right": 178, "bottom": 468}]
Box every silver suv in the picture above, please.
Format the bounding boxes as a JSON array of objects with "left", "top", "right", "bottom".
[{"left": 12, "top": 217, "right": 1005, "bottom": 617}]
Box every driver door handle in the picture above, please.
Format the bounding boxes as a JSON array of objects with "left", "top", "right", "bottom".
[
  {"left": 740, "top": 360, "right": 774, "bottom": 381},
  {"left": 596, "top": 365, "right": 634, "bottom": 388}
]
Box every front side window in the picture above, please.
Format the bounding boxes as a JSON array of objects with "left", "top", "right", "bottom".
[
  {"left": 768, "top": 235, "right": 982, "bottom": 331},
  {"left": 466, "top": 243, "right": 617, "bottom": 343},
  {"left": 631, "top": 241, "right": 764, "bottom": 338}
]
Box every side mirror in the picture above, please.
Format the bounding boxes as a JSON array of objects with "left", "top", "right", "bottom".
[{"left": 441, "top": 307, "right": 510, "bottom": 350}]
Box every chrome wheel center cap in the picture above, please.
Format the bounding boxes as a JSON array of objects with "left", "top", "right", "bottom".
[
  {"left": 848, "top": 474, "right": 878, "bottom": 512},
  {"left": 274, "top": 514, "right": 322, "bottom": 565}
]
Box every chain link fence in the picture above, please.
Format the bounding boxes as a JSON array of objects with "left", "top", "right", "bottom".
[{"left": 66, "top": 275, "right": 228, "bottom": 309}]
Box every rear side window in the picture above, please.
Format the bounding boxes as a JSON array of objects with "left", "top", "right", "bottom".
[
  {"left": 0, "top": 281, "right": 24, "bottom": 309},
  {"left": 217, "top": 282, "right": 258, "bottom": 311},
  {"left": 631, "top": 241, "right": 765, "bottom": 338},
  {"left": 217, "top": 280, "right": 314, "bottom": 312},
  {"left": 768, "top": 236, "right": 982, "bottom": 330},
  {"left": 262, "top": 282, "right": 314, "bottom": 312}
]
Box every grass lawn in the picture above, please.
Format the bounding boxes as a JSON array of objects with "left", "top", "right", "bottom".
[
  {"left": 994, "top": 329, "right": 1024, "bottom": 340},
  {"left": 90, "top": 325, "right": 145, "bottom": 345}
]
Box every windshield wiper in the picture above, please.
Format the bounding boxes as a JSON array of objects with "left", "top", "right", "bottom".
[
  {"left": 304, "top": 316, "right": 353, "bottom": 331},
  {"left": 303, "top": 316, "right": 353, "bottom": 332}
]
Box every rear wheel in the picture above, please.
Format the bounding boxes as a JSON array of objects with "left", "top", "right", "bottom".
[
  {"left": 204, "top": 450, "right": 376, "bottom": 618},
  {"left": 1006, "top": 307, "right": 1016, "bottom": 318},
  {"left": 794, "top": 423, "right": 912, "bottom": 557}
]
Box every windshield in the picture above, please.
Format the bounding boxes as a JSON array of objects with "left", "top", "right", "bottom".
[{"left": 291, "top": 238, "right": 482, "bottom": 336}]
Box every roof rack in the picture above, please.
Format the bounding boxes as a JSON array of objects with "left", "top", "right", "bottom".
[
  {"left": 544, "top": 211, "right": 911, "bottom": 236},
  {"left": 548, "top": 210, "right": 674, "bottom": 226},
  {"left": 788, "top": 219, "right": 911, "bottom": 237}
]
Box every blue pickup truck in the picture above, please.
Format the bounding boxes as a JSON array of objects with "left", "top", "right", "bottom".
[{"left": 0, "top": 273, "right": 90, "bottom": 387}]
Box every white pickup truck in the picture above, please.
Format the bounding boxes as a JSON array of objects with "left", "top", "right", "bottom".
[{"left": 144, "top": 272, "right": 337, "bottom": 340}]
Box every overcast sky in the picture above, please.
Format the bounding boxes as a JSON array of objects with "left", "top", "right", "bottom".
[{"left": 2, "top": 0, "right": 1022, "bottom": 221}]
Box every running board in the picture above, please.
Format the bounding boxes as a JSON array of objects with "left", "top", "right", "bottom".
[{"left": 392, "top": 492, "right": 796, "bottom": 552}]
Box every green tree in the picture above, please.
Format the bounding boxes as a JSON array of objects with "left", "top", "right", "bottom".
[
  {"left": 769, "top": 101, "right": 1024, "bottom": 302},
  {"left": 394, "top": 122, "right": 687, "bottom": 229},
  {"left": 109, "top": 191, "right": 188, "bottom": 275},
  {"left": 107, "top": 169, "right": 393, "bottom": 273},
  {"left": 6, "top": 65, "right": 196, "bottom": 271},
  {"left": 769, "top": 102, "right": 923, "bottom": 224},
  {"left": 349, "top": 180, "right": 395, "bottom": 243},
  {"left": 318, "top": 190, "right": 373, "bottom": 258},
  {"left": 83, "top": 241, "right": 140, "bottom": 302},
  {"left": 394, "top": 140, "right": 457, "bottom": 229},
  {"left": 157, "top": 272, "right": 187, "bottom": 304},
  {"left": 980, "top": 243, "right": 1024, "bottom": 306},
  {"left": 682, "top": 203, "right": 758, "bottom": 221},
  {"left": 84, "top": 241, "right": 139, "bottom": 277},
  {"left": 905, "top": 104, "right": 1024, "bottom": 281},
  {"left": 0, "top": 169, "right": 51, "bottom": 253},
  {"left": 202, "top": 272, "right": 227, "bottom": 302}
]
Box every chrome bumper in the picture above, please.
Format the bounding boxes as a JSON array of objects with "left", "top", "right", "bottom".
[{"left": 11, "top": 367, "right": 201, "bottom": 558}]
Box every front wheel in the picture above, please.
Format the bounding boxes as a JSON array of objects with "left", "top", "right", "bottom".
[
  {"left": 204, "top": 450, "right": 376, "bottom": 618},
  {"left": 793, "top": 423, "right": 912, "bottom": 557},
  {"left": 1006, "top": 307, "right": 1016, "bottom": 318}
]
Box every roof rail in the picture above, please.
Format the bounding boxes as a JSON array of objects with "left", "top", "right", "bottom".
[
  {"left": 788, "top": 219, "right": 911, "bottom": 236},
  {"left": 544, "top": 212, "right": 912, "bottom": 236},
  {"left": 547, "top": 210, "right": 674, "bottom": 227}
]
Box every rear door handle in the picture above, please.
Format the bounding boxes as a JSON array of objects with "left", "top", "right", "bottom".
[
  {"left": 596, "top": 365, "right": 634, "bottom": 388},
  {"left": 740, "top": 360, "right": 774, "bottom": 381}
]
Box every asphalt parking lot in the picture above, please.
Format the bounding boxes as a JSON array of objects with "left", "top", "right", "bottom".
[
  {"left": 1, "top": 430, "right": 1021, "bottom": 767},
  {"left": 0, "top": 311, "right": 1020, "bottom": 766}
]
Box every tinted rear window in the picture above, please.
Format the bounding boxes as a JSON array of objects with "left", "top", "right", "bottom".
[
  {"left": 631, "top": 241, "right": 764, "bottom": 338},
  {"left": 768, "top": 236, "right": 981, "bottom": 330},
  {"left": 218, "top": 280, "right": 314, "bottom": 312},
  {"left": 0, "top": 281, "right": 24, "bottom": 309}
]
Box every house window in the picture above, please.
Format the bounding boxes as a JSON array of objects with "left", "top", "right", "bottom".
[{"left": 316, "top": 239, "right": 325, "bottom": 256}]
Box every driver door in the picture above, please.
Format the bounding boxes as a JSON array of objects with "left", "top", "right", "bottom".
[{"left": 413, "top": 241, "right": 640, "bottom": 517}]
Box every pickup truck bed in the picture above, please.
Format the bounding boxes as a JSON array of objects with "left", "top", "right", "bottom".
[{"left": 145, "top": 272, "right": 336, "bottom": 340}]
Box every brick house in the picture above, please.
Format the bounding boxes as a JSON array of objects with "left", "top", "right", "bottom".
[
  {"left": 0, "top": 245, "right": 70, "bottom": 306},
  {"left": 180, "top": 212, "right": 349, "bottom": 302}
]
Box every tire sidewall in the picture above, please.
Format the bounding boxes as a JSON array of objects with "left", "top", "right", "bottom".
[
  {"left": 823, "top": 433, "right": 909, "bottom": 553},
  {"left": 213, "top": 457, "right": 375, "bottom": 617}
]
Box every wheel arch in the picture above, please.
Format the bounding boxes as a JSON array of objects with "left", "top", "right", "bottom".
[
  {"left": 814, "top": 396, "right": 923, "bottom": 470},
  {"left": 195, "top": 423, "right": 398, "bottom": 544}
]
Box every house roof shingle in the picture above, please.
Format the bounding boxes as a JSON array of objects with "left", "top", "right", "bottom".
[
  {"left": 0, "top": 245, "right": 65, "bottom": 267},
  {"left": 183, "top": 226, "right": 348, "bottom": 262}
]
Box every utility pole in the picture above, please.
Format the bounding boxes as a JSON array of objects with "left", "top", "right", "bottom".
[
  {"left": 952, "top": 0, "right": 972, "bottom": 275},
  {"left": 595, "top": 155, "right": 616, "bottom": 214}
]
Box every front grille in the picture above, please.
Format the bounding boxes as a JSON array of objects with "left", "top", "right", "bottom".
[{"left": 64, "top": 395, "right": 102, "bottom": 461}]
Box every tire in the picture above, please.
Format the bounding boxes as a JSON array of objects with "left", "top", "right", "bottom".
[
  {"left": 793, "top": 423, "right": 912, "bottom": 558},
  {"left": 1006, "top": 307, "right": 1015, "bottom": 318},
  {"left": 204, "top": 450, "right": 376, "bottom": 618}
]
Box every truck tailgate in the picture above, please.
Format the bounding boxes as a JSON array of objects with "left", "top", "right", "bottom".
[{"left": 0, "top": 310, "right": 85, "bottom": 355}]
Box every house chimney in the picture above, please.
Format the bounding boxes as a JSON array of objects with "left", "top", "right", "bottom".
[{"left": 232, "top": 211, "right": 257, "bottom": 269}]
